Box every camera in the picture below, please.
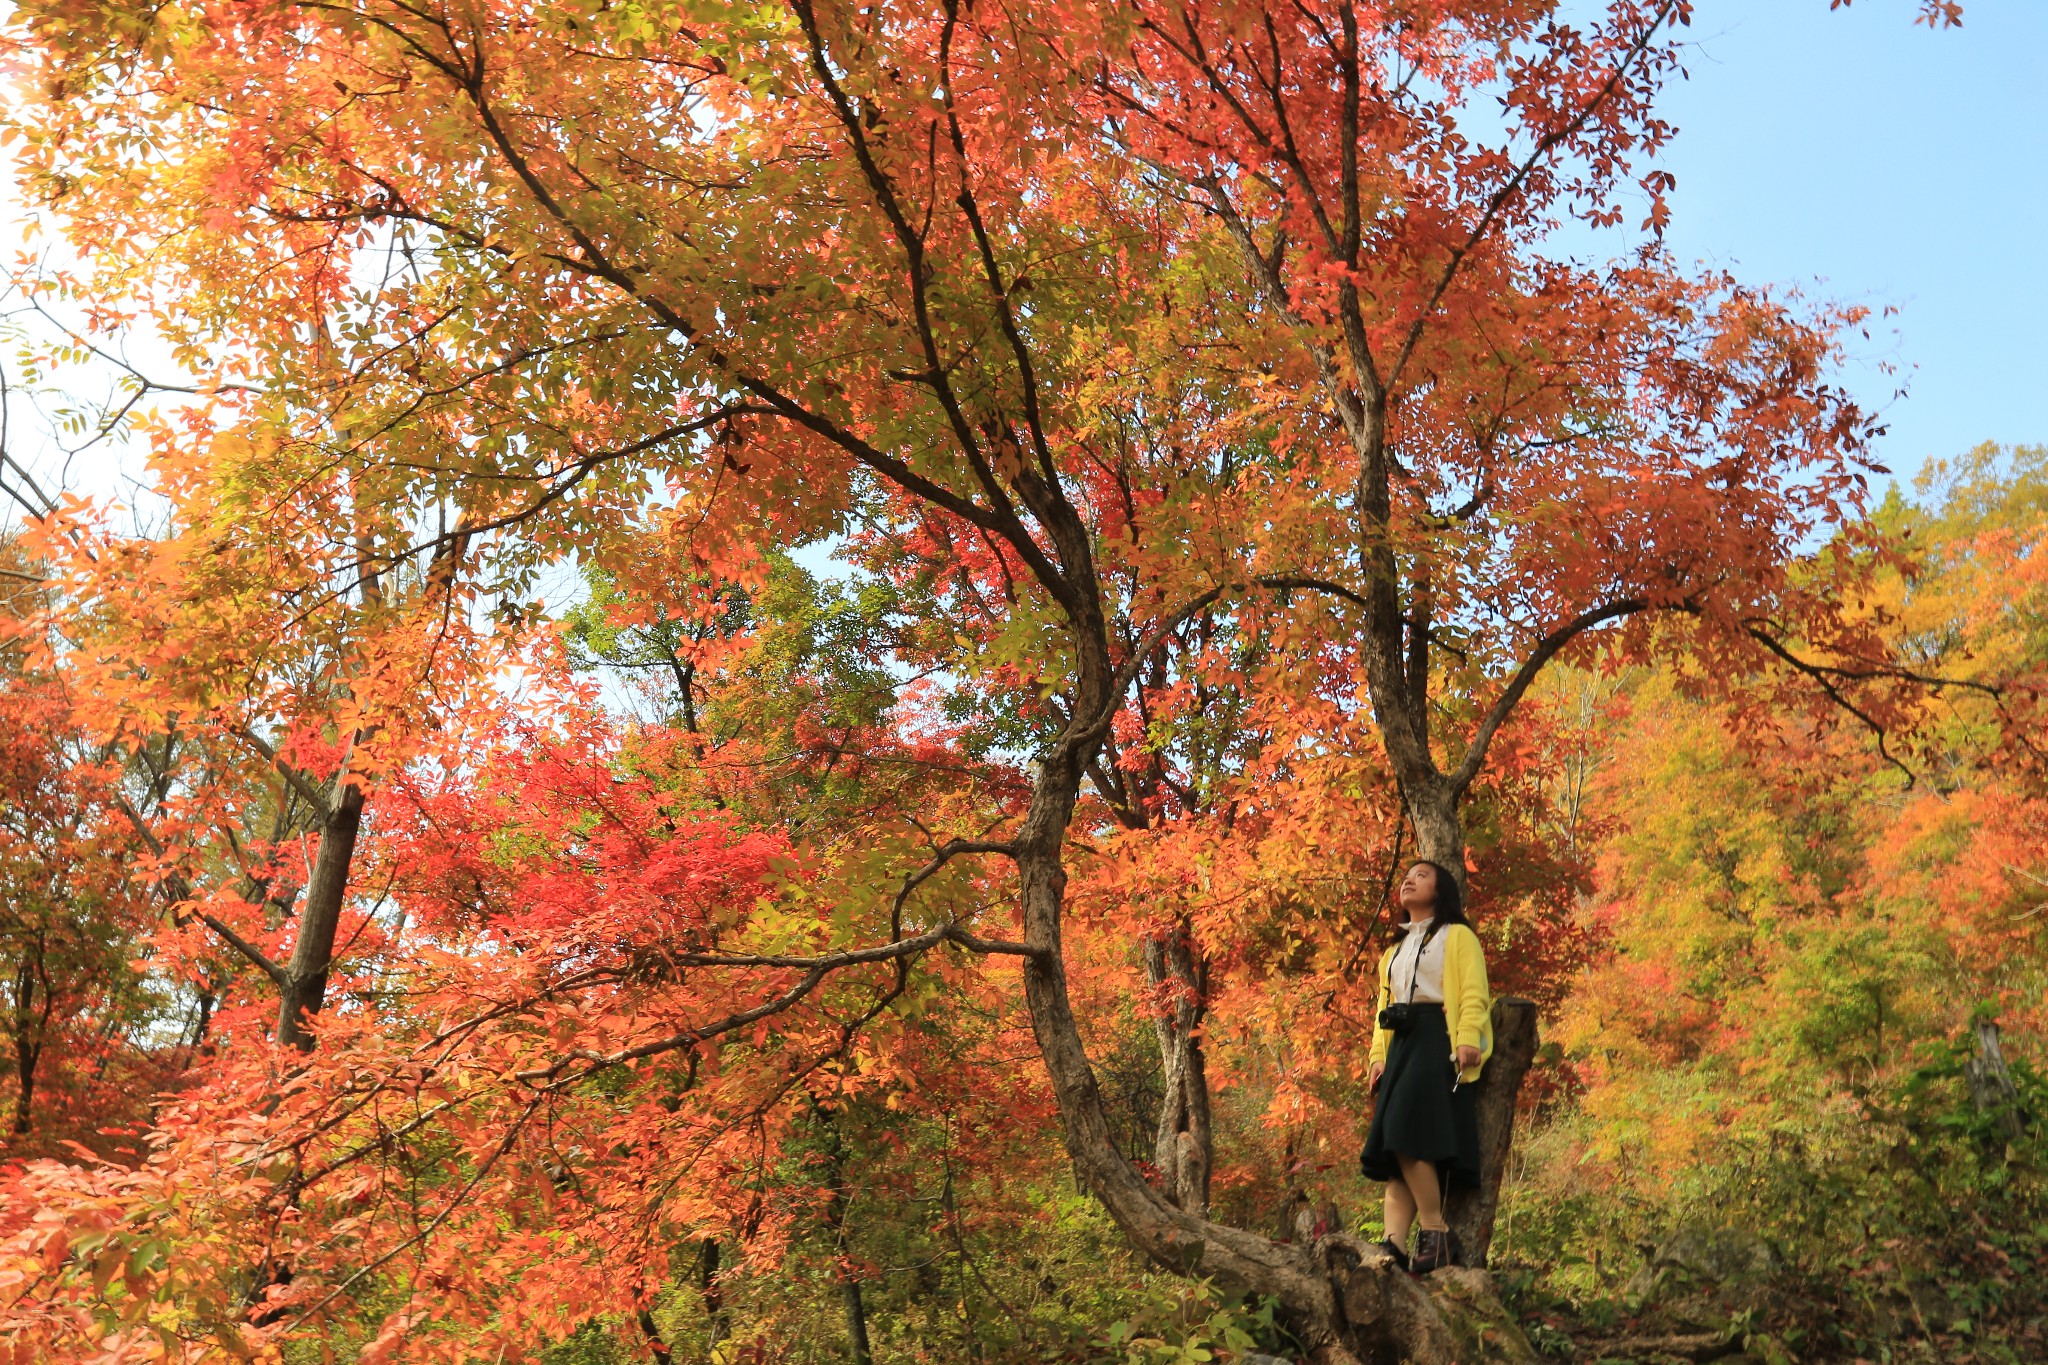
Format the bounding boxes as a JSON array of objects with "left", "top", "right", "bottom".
[{"left": 1377, "top": 1003, "right": 1418, "bottom": 1035}]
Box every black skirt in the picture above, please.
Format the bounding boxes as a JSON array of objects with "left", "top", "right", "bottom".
[{"left": 1359, "top": 1003, "right": 1482, "bottom": 1191}]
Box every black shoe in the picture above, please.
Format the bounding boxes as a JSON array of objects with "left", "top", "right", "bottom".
[
  {"left": 1446, "top": 1229, "right": 1464, "bottom": 1268},
  {"left": 1373, "top": 1237, "right": 1410, "bottom": 1272},
  {"left": 1412, "top": 1228, "right": 1450, "bottom": 1274}
]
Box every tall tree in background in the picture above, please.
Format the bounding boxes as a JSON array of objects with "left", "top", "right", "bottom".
[{"left": 0, "top": 0, "right": 1984, "bottom": 1358}]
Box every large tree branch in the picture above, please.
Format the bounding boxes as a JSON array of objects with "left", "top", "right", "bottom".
[
  {"left": 1255, "top": 572, "right": 1375, "bottom": 615},
  {"left": 1448, "top": 590, "right": 2010, "bottom": 798},
  {"left": 1450, "top": 598, "right": 1650, "bottom": 793},
  {"left": 789, "top": 0, "right": 1084, "bottom": 617},
  {"left": 513, "top": 920, "right": 1037, "bottom": 1089},
  {"left": 326, "top": 7, "right": 1036, "bottom": 577},
  {"left": 199, "top": 914, "right": 291, "bottom": 990}
]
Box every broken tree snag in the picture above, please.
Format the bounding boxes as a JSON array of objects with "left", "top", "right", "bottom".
[
  {"left": 1445, "top": 998, "right": 1539, "bottom": 1270},
  {"left": 1965, "top": 1018, "right": 2026, "bottom": 1143}
]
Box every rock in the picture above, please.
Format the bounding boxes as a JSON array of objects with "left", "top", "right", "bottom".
[
  {"left": 1624, "top": 1224, "right": 1785, "bottom": 1331},
  {"left": 1626, "top": 1225, "right": 1780, "bottom": 1297}
]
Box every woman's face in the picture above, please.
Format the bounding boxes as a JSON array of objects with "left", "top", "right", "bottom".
[{"left": 1398, "top": 862, "right": 1438, "bottom": 919}]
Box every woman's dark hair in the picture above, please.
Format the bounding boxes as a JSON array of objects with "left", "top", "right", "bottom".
[{"left": 1407, "top": 860, "right": 1468, "bottom": 928}]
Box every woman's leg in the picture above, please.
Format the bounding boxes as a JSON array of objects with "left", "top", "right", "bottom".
[
  {"left": 1396, "top": 1154, "right": 1448, "bottom": 1233},
  {"left": 1382, "top": 1175, "right": 1417, "bottom": 1248}
]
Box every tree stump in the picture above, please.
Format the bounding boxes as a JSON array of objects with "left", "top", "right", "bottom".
[
  {"left": 1313, "top": 1236, "right": 1539, "bottom": 1365},
  {"left": 1445, "top": 998, "right": 1539, "bottom": 1268}
]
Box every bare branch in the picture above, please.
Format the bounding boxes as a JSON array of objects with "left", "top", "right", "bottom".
[
  {"left": 1735, "top": 621, "right": 1918, "bottom": 784},
  {"left": 0, "top": 450, "right": 60, "bottom": 520},
  {"left": 1254, "top": 572, "right": 1373, "bottom": 614},
  {"left": 1100, "top": 584, "right": 1231, "bottom": 725},
  {"left": 1086, "top": 572, "right": 1376, "bottom": 742},
  {"left": 195, "top": 912, "right": 292, "bottom": 990},
  {"left": 231, "top": 726, "right": 336, "bottom": 823},
  {"left": 114, "top": 795, "right": 291, "bottom": 986},
  {"left": 283, "top": 1093, "right": 546, "bottom": 1332}
]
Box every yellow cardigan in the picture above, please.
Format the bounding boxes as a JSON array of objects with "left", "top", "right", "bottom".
[{"left": 1367, "top": 922, "right": 1494, "bottom": 1084}]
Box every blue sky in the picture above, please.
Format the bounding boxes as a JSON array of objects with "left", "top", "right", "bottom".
[{"left": 1645, "top": 0, "right": 2048, "bottom": 488}]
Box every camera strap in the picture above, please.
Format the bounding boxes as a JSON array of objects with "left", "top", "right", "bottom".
[{"left": 1390, "top": 919, "right": 1446, "bottom": 1004}]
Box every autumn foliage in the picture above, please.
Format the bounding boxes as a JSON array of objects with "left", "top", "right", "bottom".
[{"left": 0, "top": 0, "right": 2041, "bottom": 1361}]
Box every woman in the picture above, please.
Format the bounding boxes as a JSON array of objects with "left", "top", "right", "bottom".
[{"left": 1360, "top": 859, "right": 1493, "bottom": 1274}]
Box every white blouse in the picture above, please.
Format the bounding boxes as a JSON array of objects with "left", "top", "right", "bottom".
[{"left": 1389, "top": 917, "right": 1447, "bottom": 1004}]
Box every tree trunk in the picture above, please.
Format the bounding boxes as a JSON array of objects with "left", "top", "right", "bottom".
[
  {"left": 635, "top": 1308, "right": 672, "bottom": 1364},
  {"left": 697, "top": 1238, "right": 730, "bottom": 1347},
  {"left": 11, "top": 1056, "right": 35, "bottom": 1138},
  {"left": 815, "top": 1107, "right": 874, "bottom": 1365},
  {"left": 1313, "top": 1246, "right": 1541, "bottom": 1365},
  {"left": 10, "top": 948, "right": 46, "bottom": 1137},
  {"left": 1014, "top": 752, "right": 1363, "bottom": 1350},
  {"left": 10, "top": 1032, "right": 35, "bottom": 1137},
  {"left": 954, "top": 357, "right": 1530, "bottom": 1358},
  {"left": 1404, "top": 777, "right": 1468, "bottom": 903},
  {"left": 840, "top": 1280, "right": 874, "bottom": 1365},
  {"left": 1147, "top": 928, "right": 1213, "bottom": 1216},
  {"left": 276, "top": 781, "right": 366, "bottom": 1049}
]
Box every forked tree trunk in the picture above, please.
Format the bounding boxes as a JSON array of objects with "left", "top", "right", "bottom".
[
  {"left": 9, "top": 945, "right": 50, "bottom": 1138},
  {"left": 1404, "top": 778, "right": 1468, "bottom": 904}
]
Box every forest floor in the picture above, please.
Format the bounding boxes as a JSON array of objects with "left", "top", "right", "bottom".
[{"left": 1492, "top": 1257, "right": 2048, "bottom": 1365}]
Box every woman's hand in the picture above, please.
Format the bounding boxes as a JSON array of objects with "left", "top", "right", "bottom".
[
  {"left": 1369, "top": 1060, "right": 1385, "bottom": 1090},
  {"left": 1455, "top": 1044, "right": 1482, "bottom": 1073}
]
